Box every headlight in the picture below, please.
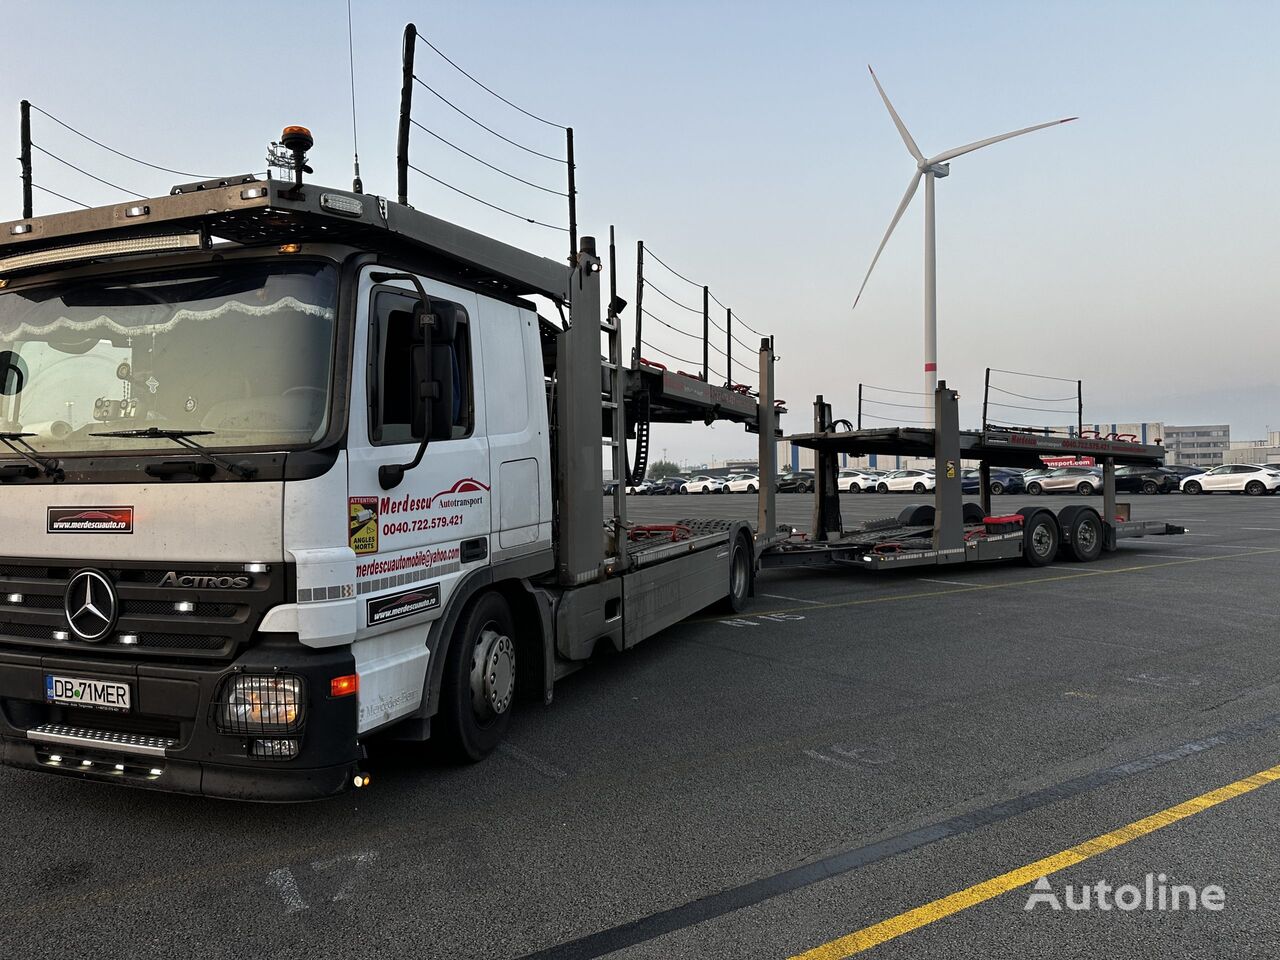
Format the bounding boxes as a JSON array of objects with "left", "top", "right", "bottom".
[{"left": 216, "top": 674, "right": 304, "bottom": 735}]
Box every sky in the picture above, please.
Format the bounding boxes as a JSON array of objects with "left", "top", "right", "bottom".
[{"left": 4, "top": 1, "right": 1278, "bottom": 465}]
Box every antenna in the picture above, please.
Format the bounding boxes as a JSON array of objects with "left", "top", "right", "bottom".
[{"left": 346, "top": 0, "right": 362, "bottom": 193}]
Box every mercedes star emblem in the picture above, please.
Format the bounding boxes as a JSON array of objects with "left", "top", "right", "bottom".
[{"left": 64, "top": 569, "right": 118, "bottom": 642}]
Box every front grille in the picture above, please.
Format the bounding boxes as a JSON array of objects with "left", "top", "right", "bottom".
[{"left": 0, "top": 558, "right": 286, "bottom": 660}]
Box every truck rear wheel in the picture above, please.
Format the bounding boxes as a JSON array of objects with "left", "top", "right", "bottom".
[
  {"left": 1018, "top": 509, "right": 1059, "bottom": 567},
  {"left": 1059, "top": 506, "right": 1103, "bottom": 562},
  {"left": 720, "top": 533, "right": 754, "bottom": 613},
  {"left": 438, "top": 592, "right": 516, "bottom": 762}
]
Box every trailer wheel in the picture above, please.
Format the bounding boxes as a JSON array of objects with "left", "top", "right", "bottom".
[
  {"left": 1027, "top": 482, "right": 1043, "bottom": 495},
  {"left": 1018, "top": 509, "right": 1059, "bottom": 567},
  {"left": 990, "top": 480, "right": 1005, "bottom": 495},
  {"left": 1246, "top": 480, "right": 1266, "bottom": 496},
  {"left": 438, "top": 592, "right": 516, "bottom": 762},
  {"left": 1183, "top": 480, "right": 1201, "bottom": 495},
  {"left": 1061, "top": 507, "right": 1103, "bottom": 562},
  {"left": 720, "top": 533, "right": 754, "bottom": 613}
]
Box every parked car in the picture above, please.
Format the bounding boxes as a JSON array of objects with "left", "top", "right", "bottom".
[
  {"left": 1263, "top": 463, "right": 1280, "bottom": 473},
  {"left": 626, "top": 480, "right": 653, "bottom": 495},
  {"left": 603, "top": 480, "right": 618, "bottom": 496},
  {"left": 987, "top": 468, "right": 1026, "bottom": 495},
  {"left": 1114, "top": 465, "right": 1178, "bottom": 495},
  {"left": 681, "top": 475, "right": 728, "bottom": 494},
  {"left": 1162, "top": 464, "right": 1206, "bottom": 480},
  {"left": 1181, "top": 464, "right": 1280, "bottom": 496},
  {"left": 725, "top": 473, "right": 761, "bottom": 493},
  {"left": 1024, "top": 466, "right": 1102, "bottom": 495},
  {"left": 777, "top": 471, "right": 815, "bottom": 493},
  {"left": 838, "top": 469, "right": 880, "bottom": 493},
  {"left": 647, "top": 476, "right": 687, "bottom": 495},
  {"left": 876, "top": 469, "right": 936, "bottom": 494}
]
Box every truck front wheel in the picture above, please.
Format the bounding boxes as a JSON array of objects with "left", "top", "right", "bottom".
[{"left": 439, "top": 592, "right": 516, "bottom": 762}]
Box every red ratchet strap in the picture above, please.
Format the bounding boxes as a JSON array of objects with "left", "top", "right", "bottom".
[
  {"left": 628, "top": 523, "right": 691, "bottom": 542},
  {"left": 639, "top": 358, "right": 667, "bottom": 371},
  {"left": 984, "top": 515, "right": 1025, "bottom": 525},
  {"left": 872, "top": 542, "right": 903, "bottom": 555}
]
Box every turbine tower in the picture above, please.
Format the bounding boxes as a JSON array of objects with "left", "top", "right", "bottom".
[{"left": 853, "top": 66, "right": 1076, "bottom": 426}]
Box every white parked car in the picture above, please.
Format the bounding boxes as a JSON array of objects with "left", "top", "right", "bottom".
[
  {"left": 876, "top": 469, "right": 936, "bottom": 494},
  {"left": 1181, "top": 464, "right": 1280, "bottom": 496},
  {"left": 681, "top": 475, "right": 728, "bottom": 494},
  {"left": 838, "top": 469, "right": 880, "bottom": 493},
  {"left": 725, "top": 473, "right": 761, "bottom": 493}
]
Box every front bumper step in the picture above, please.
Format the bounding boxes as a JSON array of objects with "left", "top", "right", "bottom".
[{"left": 27, "top": 723, "right": 177, "bottom": 757}]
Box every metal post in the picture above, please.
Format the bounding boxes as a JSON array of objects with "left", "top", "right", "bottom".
[
  {"left": 20, "top": 100, "right": 32, "bottom": 219},
  {"left": 923, "top": 171, "right": 938, "bottom": 428},
  {"left": 982, "top": 367, "right": 991, "bottom": 431},
  {"left": 757, "top": 338, "right": 776, "bottom": 546},
  {"left": 702, "top": 286, "right": 710, "bottom": 381},
  {"left": 812, "top": 395, "right": 841, "bottom": 542},
  {"left": 396, "top": 23, "right": 417, "bottom": 207},
  {"left": 979, "top": 461, "right": 992, "bottom": 516},
  {"left": 633, "top": 241, "right": 644, "bottom": 368},
  {"left": 566, "top": 127, "right": 577, "bottom": 265},
  {"left": 933, "top": 381, "right": 963, "bottom": 553},
  {"left": 1077, "top": 379, "right": 1084, "bottom": 436},
  {"left": 726, "top": 308, "right": 733, "bottom": 386},
  {"left": 857, "top": 383, "right": 863, "bottom": 430}
]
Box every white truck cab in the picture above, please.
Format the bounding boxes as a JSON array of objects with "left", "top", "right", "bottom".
[{"left": 0, "top": 169, "right": 777, "bottom": 799}]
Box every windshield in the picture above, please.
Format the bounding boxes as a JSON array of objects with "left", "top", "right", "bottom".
[{"left": 0, "top": 261, "right": 337, "bottom": 455}]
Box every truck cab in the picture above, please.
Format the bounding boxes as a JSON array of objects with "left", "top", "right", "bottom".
[{"left": 0, "top": 172, "right": 776, "bottom": 800}]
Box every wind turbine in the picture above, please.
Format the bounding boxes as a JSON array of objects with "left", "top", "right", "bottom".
[{"left": 853, "top": 66, "right": 1075, "bottom": 426}]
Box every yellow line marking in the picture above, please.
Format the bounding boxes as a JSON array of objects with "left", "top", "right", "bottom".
[
  {"left": 697, "top": 547, "right": 1280, "bottom": 623},
  {"left": 789, "top": 760, "right": 1280, "bottom": 959}
]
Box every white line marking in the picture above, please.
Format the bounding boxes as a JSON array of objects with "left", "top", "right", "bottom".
[
  {"left": 760, "top": 592, "right": 824, "bottom": 605},
  {"left": 498, "top": 742, "right": 568, "bottom": 780},
  {"left": 1241, "top": 527, "right": 1280, "bottom": 532},
  {"left": 1180, "top": 532, "right": 1217, "bottom": 537},
  {"left": 266, "top": 867, "right": 307, "bottom": 913},
  {"left": 919, "top": 578, "right": 979, "bottom": 587}
]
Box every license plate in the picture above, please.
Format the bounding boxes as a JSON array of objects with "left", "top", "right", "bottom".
[{"left": 45, "top": 675, "right": 132, "bottom": 713}]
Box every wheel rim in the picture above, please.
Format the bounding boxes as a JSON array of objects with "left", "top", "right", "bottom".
[
  {"left": 1247, "top": 482, "right": 1263, "bottom": 496},
  {"left": 1144, "top": 482, "right": 1156, "bottom": 494},
  {"left": 1029, "top": 484, "right": 1040, "bottom": 494},
  {"left": 470, "top": 624, "right": 515, "bottom": 722},
  {"left": 1031, "top": 522, "right": 1054, "bottom": 558},
  {"left": 731, "top": 549, "right": 749, "bottom": 599},
  {"left": 1077, "top": 519, "right": 1097, "bottom": 553},
  {"left": 992, "top": 482, "right": 1004, "bottom": 495},
  {"left": 1079, "top": 483, "right": 1093, "bottom": 495},
  {"left": 1186, "top": 482, "right": 1199, "bottom": 495}
]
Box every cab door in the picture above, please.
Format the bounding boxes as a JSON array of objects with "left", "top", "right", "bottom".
[{"left": 345, "top": 271, "right": 492, "bottom": 715}]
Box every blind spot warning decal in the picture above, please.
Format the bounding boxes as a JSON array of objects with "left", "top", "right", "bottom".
[{"left": 349, "top": 496, "right": 379, "bottom": 555}]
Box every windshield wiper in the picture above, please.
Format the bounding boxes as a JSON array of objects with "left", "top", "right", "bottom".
[
  {"left": 90, "top": 427, "right": 258, "bottom": 479},
  {"left": 0, "top": 432, "right": 65, "bottom": 481}
]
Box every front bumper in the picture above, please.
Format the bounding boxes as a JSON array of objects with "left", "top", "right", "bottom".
[{"left": 0, "top": 639, "right": 360, "bottom": 802}]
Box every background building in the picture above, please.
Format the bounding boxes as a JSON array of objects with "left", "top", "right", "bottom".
[
  {"left": 1164, "top": 424, "right": 1231, "bottom": 466},
  {"left": 1224, "top": 431, "right": 1280, "bottom": 465}
]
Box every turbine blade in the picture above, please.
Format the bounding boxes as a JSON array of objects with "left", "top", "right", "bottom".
[
  {"left": 869, "top": 66, "right": 924, "bottom": 162},
  {"left": 853, "top": 171, "right": 922, "bottom": 311},
  {"left": 927, "top": 117, "right": 1077, "bottom": 165}
]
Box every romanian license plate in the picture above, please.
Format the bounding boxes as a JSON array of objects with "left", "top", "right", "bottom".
[{"left": 45, "top": 675, "right": 132, "bottom": 713}]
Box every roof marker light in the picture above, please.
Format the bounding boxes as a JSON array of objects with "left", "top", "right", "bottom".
[
  {"left": 320, "top": 193, "right": 363, "bottom": 217},
  {"left": 124, "top": 204, "right": 150, "bottom": 219},
  {"left": 9, "top": 223, "right": 31, "bottom": 235}
]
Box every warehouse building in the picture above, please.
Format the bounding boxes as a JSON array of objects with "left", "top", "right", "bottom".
[{"left": 1164, "top": 424, "right": 1231, "bottom": 467}]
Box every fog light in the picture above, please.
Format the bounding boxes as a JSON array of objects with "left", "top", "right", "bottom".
[
  {"left": 174, "top": 601, "right": 195, "bottom": 613},
  {"left": 250, "top": 738, "right": 299, "bottom": 759},
  {"left": 118, "top": 634, "right": 139, "bottom": 645},
  {"left": 148, "top": 768, "right": 163, "bottom": 777},
  {"left": 113, "top": 763, "right": 125, "bottom": 772},
  {"left": 80, "top": 759, "right": 93, "bottom": 768},
  {"left": 52, "top": 630, "right": 69, "bottom": 641},
  {"left": 48, "top": 754, "right": 62, "bottom": 763},
  {"left": 5, "top": 593, "right": 22, "bottom": 604},
  {"left": 244, "top": 562, "right": 269, "bottom": 574}
]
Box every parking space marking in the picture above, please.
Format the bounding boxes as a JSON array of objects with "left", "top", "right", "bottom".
[
  {"left": 761, "top": 593, "right": 826, "bottom": 605},
  {"left": 1241, "top": 527, "right": 1280, "bottom": 532},
  {"left": 787, "top": 760, "right": 1280, "bottom": 959},
  {"left": 919, "top": 578, "right": 978, "bottom": 587}
]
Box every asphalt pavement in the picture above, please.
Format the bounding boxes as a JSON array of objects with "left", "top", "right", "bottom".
[{"left": 2, "top": 491, "right": 1279, "bottom": 959}]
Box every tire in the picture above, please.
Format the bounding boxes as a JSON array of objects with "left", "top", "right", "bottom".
[
  {"left": 1142, "top": 480, "right": 1159, "bottom": 495},
  {"left": 990, "top": 481, "right": 1005, "bottom": 496},
  {"left": 1019, "top": 509, "right": 1059, "bottom": 567},
  {"left": 746, "top": 484, "right": 757, "bottom": 494},
  {"left": 798, "top": 482, "right": 811, "bottom": 494},
  {"left": 1183, "top": 481, "right": 1201, "bottom": 495},
  {"left": 719, "top": 533, "right": 753, "bottom": 613},
  {"left": 1027, "top": 482, "right": 1042, "bottom": 495},
  {"left": 1246, "top": 480, "right": 1266, "bottom": 496},
  {"left": 1062, "top": 507, "right": 1103, "bottom": 562},
  {"left": 913, "top": 482, "right": 926, "bottom": 493},
  {"left": 877, "top": 483, "right": 889, "bottom": 494},
  {"left": 849, "top": 483, "right": 862, "bottom": 494},
  {"left": 1077, "top": 481, "right": 1095, "bottom": 496},
  {"left": 437, "top": 592, "right": 516, "bottom": 762}
]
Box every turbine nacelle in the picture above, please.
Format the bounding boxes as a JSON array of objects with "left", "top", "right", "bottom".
[{"left": 921, "top": 161, "right": 950, "bottom": 178}]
